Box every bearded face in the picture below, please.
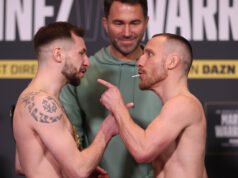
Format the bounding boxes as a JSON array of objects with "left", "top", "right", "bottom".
[
  {"left": 61, "top": 60, "right": 81, "bottom": 86},
  {"left": 103, "top": 2, "right": 148, "bottom": 56},
  {"left": 108, "top": 28, "right": 143, "bottom": 56},
  {"left": 139, "top": 57, "right": 168, "bottom": 90}
]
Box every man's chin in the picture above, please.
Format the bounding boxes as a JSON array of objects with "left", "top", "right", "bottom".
[
  {"left": 69, "top": 78, "right": 81, "bottom": 86},
  {"left": 120, "top": 46, "right": 137, "bottom": 54},
  {"left": 70, "top": 82, "right": 80, "bottom": 87},
  {"left": 116, "top": 43, "right": 138, "bottom": 54},
  {"left": 139, "top": 83, "right": 149, "bottom": 91}
]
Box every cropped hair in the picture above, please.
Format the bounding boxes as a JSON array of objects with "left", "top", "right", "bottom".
[
  {"left": 34, "top": 22, "right": 85, "bottom": 57},
  {"left": 104, "top": 0, "right": 148, "bottom": 18},
  {"left": 152, "top": 33, "right": 193, "bottom": 75}
]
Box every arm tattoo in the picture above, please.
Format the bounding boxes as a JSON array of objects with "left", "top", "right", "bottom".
[
  {"left": 42, "top": 96, "right": 57, "bottom": 113},
  {"left": 22, "top": 92, "right": 63, "bottom": 124}
]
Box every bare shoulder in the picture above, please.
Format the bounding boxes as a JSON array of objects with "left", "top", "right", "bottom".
[
  {"left": 17, "top": 90, "right": 64, "bottom": 124},
  {"left": 161, "top": 93, "right": 204, "bottom": 124},
  {"left": 164, "top": 93, "right": 202, "bottom": 109}
]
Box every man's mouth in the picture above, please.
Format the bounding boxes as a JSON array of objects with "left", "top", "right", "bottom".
[
  {"left": 120, "top": 37, "right": 136, "bottom": 43},
  {"left": 80, "top": 68, "right": 86, "bottom": 74},
  {"left": 138, "top": 70, "right": 144, "bottom": 78},
  {"left": 138, "top": 69, "right": 143, "bottom": 75},
  {"left": 120, "top": 40, "right": 134, "bottom": 45}
]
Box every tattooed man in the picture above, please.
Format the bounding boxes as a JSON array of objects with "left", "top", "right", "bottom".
[{"left": 13, "top": 22, "right": 117, "bottom": 178}]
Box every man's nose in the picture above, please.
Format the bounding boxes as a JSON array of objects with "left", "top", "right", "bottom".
[
  {"left": 137, "top": 54, "right": 145, "bottom": 67},
  {"left": 84, "top": 55, "right": 90, "bottom": 68},
  {"left": 123, "top": 25, "right": 131, "bottom": 37}
]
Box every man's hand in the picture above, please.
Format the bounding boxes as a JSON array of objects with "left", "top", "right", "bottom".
[
  {"left": 102, "top": 102, "right": 134, "bottom": 136},
  {"left": 89, "top": 166, "right": 109, "bottom": 178},
  {"left": 97, "top": 79, "right": 125, "bottom": 112},
  {"left": 102, "top": 114, "right": 119, "bottom": 137}
]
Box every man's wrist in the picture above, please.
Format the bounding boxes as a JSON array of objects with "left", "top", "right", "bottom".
[
  {"left": 100, "top": 124, "right": 113, "bottom": 144},
  {"left": 111, "top": 102, "right": 127, "bottom": 114}
]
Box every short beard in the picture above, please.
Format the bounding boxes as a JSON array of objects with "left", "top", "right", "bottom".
[
  {"left": 139, "top": 73, "right": 166, "bottom": 91},
  {"left": 62, "top": 61, "right": 81, "bottom": 86},
  {"left": 139, "top": 81, "right": 151, "bottom": 90},
  {"left": 111, "top": 39, "right": 141, "bottom": 56}
]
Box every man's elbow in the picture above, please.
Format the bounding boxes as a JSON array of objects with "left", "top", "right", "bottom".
[
  {"left": 77, "top": 170, "right": 92, "bottom": 178},
  {"left": 15, "top": 167, "right": 24, "bottom": 176},
  {"left": 64, "top": 171, "right": 90, "bottom": 178},
  {"left": 132, "top": 151, "right": 154, "bottom": 164},
  {"left": 65, "top": 164, "right": 92, "bottom": 178},
  {"left": 15, "top": 160, "right": 24, "bottom": 175},
  {"left": 74, "top": 171, "right": 91, "bottom": 178}
]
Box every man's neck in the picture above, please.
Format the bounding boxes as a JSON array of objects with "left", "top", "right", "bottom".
[
  {"left": 30, "top": 71, "right": 65, "bottom": 98},
  {"left": 152, "top": 76, "right": 189, "bottom": 104},
  {"left": 110, "top": 45, "right": 143, "bottom": 62}
]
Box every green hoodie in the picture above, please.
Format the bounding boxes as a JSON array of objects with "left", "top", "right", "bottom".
[{"left": 60, "top": 46, "right": 162, "bottom": 178}]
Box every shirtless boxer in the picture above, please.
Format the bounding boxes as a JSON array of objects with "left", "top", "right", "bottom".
[
  {"left": 13, "top": 22, "right": 117, "bottom": 178},
  {"left": 98, "top": 33, "right": 208, "bottom": 178}
]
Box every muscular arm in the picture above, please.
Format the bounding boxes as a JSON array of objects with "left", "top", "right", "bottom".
[
  {"left": 113, "top": 99, "right": 196, "bottom": 163},
  {"left": 98, "top": 79, "right": 200, "bottom": 163},
  {"left": 60, "top": 85, "right": 86, "bottom": 147},
  {"left": 21, "top": 92, "right": 114, "bottom": 177}
]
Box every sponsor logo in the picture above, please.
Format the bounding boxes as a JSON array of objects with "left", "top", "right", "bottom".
[
  {"left": 189, "top": 60, "right": 238, "bottom": 79},
  {"left": 0, "top": 59, "right": 238, "bottom": 79},
  {"left": 0, "top": 60, "right": 37, "bottom": 78}
]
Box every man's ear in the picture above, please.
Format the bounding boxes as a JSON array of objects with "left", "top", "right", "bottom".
[
  {"left": 102, "top": 17, "right": 109, "bottom": 33},
  {"left": 166, "top": 54, "right": 180, "bottom": 70},
  {"left": 52, "top": 47, "right": 63, "bottom": 63}
]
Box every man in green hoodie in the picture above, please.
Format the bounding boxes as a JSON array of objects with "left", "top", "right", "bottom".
[{"left": 60, "top": 0, "right": 162, "bottom": 177}]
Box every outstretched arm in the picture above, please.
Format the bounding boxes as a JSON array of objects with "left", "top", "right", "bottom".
[
  {"left": 98, "top": 79, "right": 195, "bottom": 163},
  {"left": 18, "top": 93, "right": 116, "bottom": 178}
]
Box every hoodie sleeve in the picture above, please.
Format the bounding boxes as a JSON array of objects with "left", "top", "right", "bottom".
[{"left": 60, "top": 84, "right": 87, "bottom": 148}]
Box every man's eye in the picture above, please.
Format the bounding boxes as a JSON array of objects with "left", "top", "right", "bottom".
[
  {"left": 114, "top": 21, "right": 122, "bottom": 26},
  {"left": 131, "top": 21, "right": 141, "bottom": 25},
  {"left": 79, "top": 49, "right": 87, "bottom": 56},
  {"left": 79, "top": 52, "right": 85, "bottom": 56},
  {"left": 148, "top": 52, "right": 153, "bottom": 57}
]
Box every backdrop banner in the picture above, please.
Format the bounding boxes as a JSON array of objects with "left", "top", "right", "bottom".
[{"left": 0, "top": 0, "right": 238, "bottom": 178}]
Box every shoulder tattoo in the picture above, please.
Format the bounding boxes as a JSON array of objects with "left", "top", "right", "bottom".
[
  {"left": 42, "top": 96, "right": 57, "bottom": 113},
  {"left": 21, "top": 92, "right": 63, "bottom": 124}
]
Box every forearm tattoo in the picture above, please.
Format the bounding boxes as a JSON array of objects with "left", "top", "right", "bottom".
[{"left": 22, "top": 91, "right": 63, "bottom": 123}]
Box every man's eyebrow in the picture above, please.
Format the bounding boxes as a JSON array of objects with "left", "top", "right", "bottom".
[
  {"left": 112, "top": 19, "right": 124, "bottom": 23},
  {"left": 131, "top": 19, "right": 142, "bottom": 23},
  {"left": 112, "top": 19, "right": 142, "bottom": 23}
]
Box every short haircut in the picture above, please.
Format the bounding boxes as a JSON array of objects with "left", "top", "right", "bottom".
[
  {"left": 104, "top": 0, "right": 148, "bottom": 18},
  {"left": 34, "top": 22, "right": 85, "bottom": 57},
  {"left": 152, "top": 33, "right": 193, "bottom": 75}
]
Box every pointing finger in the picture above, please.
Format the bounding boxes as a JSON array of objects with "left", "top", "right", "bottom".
[
  {"left": 126, "top": 102, "right": 134, "bottom": 109},
  {"left": 97, "top": 79, "right": 115, "bottom": 88}
]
